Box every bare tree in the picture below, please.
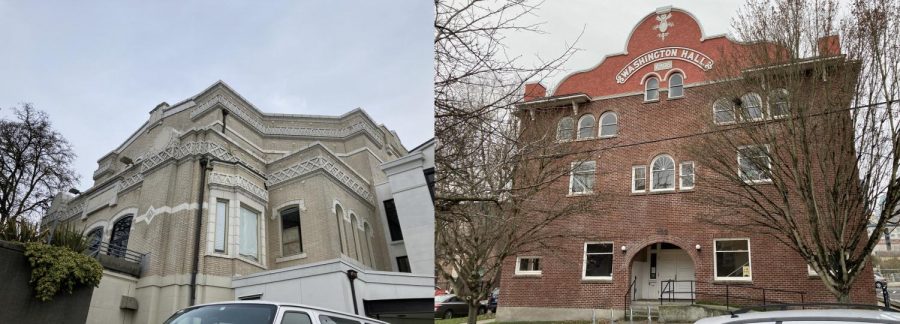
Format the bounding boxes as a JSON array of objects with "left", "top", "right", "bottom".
[
  {"left": 434, "top": 1, "right": 585, "bottom": 322},
  {"left": 0, "top": 104, "right": 78, "bottom": 224},
  {"left": 684, "top": 0, "right": 900, "bottom": 302}
]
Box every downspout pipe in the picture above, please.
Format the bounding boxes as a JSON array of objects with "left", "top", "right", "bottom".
[{"left": 190, "top": 156, "right": 211, "bottom": 306}]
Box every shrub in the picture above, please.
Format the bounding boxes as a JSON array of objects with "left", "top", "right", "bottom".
[
  {"left": 0, "top": 219, "right": 46, "bottom": 243},
  {"left": 23, "top": 242, "right": 103, "bottom": 301}
]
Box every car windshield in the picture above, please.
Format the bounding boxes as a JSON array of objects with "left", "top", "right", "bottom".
[
  {"left": 163, "top": 303, "right": 278, "bottom": 324},
  {"left": 435, "top": 295, "right": 455, "bottom": 303}
]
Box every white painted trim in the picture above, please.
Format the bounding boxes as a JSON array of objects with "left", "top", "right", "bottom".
[
  {"left": 515, "top": 256, "right": 543, "bottom": 276},
  {"left": 582, "top": 242, "right": 614, "bottom": 280},
  {"left": 667, "top": 71, "right": 685, "bottom": 99},
  {"left": 576, "top": 114, "right": 596, "bottom": 140},
  {"left": 663, "top": 68, "right": 687, "bottom": 81},
  {"left": 679, "top": 161, "right": 695, "bottom": 190},
  {"left": 598, "top": 112, "right": 618, "bottom": 138},
  {"left": 632, "top": 165, "right": 647, "bottom": 193},
  {"left": 557, "top": 116, "right": 575, "bottom": 142},
  {"left": 643, "top": 74, "right": 661, "bottom": 102},
  {"left": 650, "top": 155, "right": 676, "bottom": 192},
  {"left": 737, "top": 144, "right": 773, "bottom": 184},
  {"left": 568, "top": 161, "right": 596, "bottom": 196},
  {"left": 713, "top": 238, "right": 752, "bottom": 281},
  {"left": 713, "top": 98, "right": 737, "bottom": 125},
  {"left": 740, "top": 92, "right": 765, "bottom": 122}
]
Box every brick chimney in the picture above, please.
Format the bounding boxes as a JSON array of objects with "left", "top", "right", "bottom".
[
  {"left": 524, "top": 83, "right": 546, "bottom": 102},
  {"left": 817, "top": 35, "right": 841, "bottom": 56}
]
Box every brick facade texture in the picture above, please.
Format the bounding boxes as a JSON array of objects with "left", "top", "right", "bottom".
[{"left": 499, "top": 7, "right": 875, "bottom": 311}]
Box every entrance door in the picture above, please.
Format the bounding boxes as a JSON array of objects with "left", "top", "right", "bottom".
[{"left": 658, "top": 248, "right": 695, "bottom": 300}]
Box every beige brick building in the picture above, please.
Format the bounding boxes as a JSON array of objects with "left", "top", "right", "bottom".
[{"left": 43, "top": 81, "right": 433, "bottom": 324}]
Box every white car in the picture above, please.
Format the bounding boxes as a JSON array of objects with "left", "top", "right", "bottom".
[
  {"left": 694, "top": 308, "right": 900, "bottom": 323},
  {"left": 163, "top": 301, "right": 389, "bottom": 324}
]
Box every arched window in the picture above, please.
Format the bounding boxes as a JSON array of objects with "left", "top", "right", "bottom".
[
  {"left": 650, "top": 155, "right": 675, "bottom": 191},
  {"left": 713, "top": 98, "right": 735, "bottom": 124},
  {"left": 335, "top": 204, "right": 345, "bottom": 254},
  {"left": 280, "top": 206, "right": 303, "bottom": 256},
  {"left": 740, "top": 93, "right": 763, "bottom": 121},
  {"left": 557, "top": 117, "right": 574, "bottom": 141},
  {"left": 86, "top": 227, "right": 103, "bottom": 254},
  {"left": 350, "top": 214, "right": 361, "bottom": 261},
  {"left": 599, "top": 112, "right": 618, "bottom": 137},
  {"left": 645, "top": 77, "right": 660, "bottom": 101},
  {"left": 769, "top": 89, "right": 789, "bottom": 118},
  {"left": 577, "top": 115, "right": 595, "bottom": 139},
  {"left": 668, "top": 73, "right": 684, "bottom": 98},
  {"left": 109, "top": 215, "right": 133, "bottom": 258}
]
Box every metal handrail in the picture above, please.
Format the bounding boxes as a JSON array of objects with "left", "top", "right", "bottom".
[
  {"left": 624, "top": 276, "right": 637, "bottom": 314},
  {"left": 658, "top": 279, "right": 806, "bottom": 311},
  {"left": 88, "top": 241, "right": 145, "bottom": 263}
]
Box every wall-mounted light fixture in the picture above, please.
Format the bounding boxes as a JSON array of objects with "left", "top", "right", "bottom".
[
  {"left": 621, "top": 245, "right": 627, "bottom": 252},
  {"left": 695, "top": 244, "right": 702, "bottom": 251}
]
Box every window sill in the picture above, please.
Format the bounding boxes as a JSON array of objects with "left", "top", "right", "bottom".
[
  {"left": 237, "top": 255, "right": 266, "bottom": 269},
  {"left": 713, "top": 279, "right": 752, "bottom": 284},
  {"left": 643, "top": 99, "right": 660, "bottom": 104},
  {"left": 742, "top": 180, "right": 773, "bottom": 185},
  {"left": 513, "top": 273, "right": 542, "bottom": 278},
  {"left": 389, "top": 240, "right": 405, "bottom": 246},
  {"left": 679, "top": 188, "right": 695, "bottom": 193},
  {"left": 648, "top": 189, "right": 677, "bottom": 195},
  {"left": 574, "top": 137, "right": 595, "bottom": 142},
  {"left": 667, "top": 95, "right": 684, "bottom": 100},
  {"left": 567, "top": 192, "right": 595, "bottom": 197},
  {"left": 582, "top": 277, "right": 613, "bottom": 283},
  {"left": 276, "top": 253, "right": 308, "bottom": 263}
]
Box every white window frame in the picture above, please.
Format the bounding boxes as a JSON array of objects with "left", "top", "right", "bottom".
[
  {"left": 668, "top": 73, "right": 684, "bottom": 98},
  {"left": 737, "top": 145, "right": 772, "bottom": 184},
  {"left": 557, "top": 117, "right": 575, "bottom": 142},
  {"left": 599, "top": 112, "right": 618, "bottom": 138},
  {"left": 632, "top": 165, "right": 647, "bottom": 193},
  {"left": 515, "top": 256, "right": 542, "bottom": 275},
  {"left": 679, "top": 161, "right": 695, "bottom": 190},
  {"left": 713, "top": 238, "right": 752, "bottom": 281},
  {"left": 650, "top": 155, "right": 676, "bottom": 192},
  {"left": 644, "top": 77, "right": 660, "bottom": 102},
  {"left": 568, "top": 161, "right": 596, "bottom": 196},
  {"left": 214, "top": 199, "right": 228, "bottom": 254},
  {"left": 582, "top": 242, "right": 614, "bottom": 280},
  {"left": 713, "top": 98, "right": 736, "bottom": 125},
  {"left": 768, "top": 88, "right": 790, "bottom": 119},
  {"left": 807, "top": 264, "right": 819, "bottom": 276},
  {"left": 740, "top": 93, "right": 764, "bottom": 122},
  {"left": 239, "top": 204, "right": 262, "bottom": 262},
  {"left": 577, "top": 114, "right": 595, "bottom": 140}
]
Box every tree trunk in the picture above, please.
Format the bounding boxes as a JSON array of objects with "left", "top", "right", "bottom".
[
  {"left": 467, "top": 301, "right": 480, "bottom": 324},
  {"left": 836, "top": 287, "right": 851, "bottom": 304}
]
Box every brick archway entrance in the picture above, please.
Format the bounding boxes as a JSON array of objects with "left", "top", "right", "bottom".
[{"left": 625, "top": 238, "right": 698, "bottom": 301}]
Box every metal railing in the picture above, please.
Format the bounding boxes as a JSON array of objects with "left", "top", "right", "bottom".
[
  {"left": 624, "top": 276, "right": 637, "bottom": 314},
  {"left": 659, "top": 279, "right": 806, "bottom": 311},
  {"left": 88, "top": 241, "right": 145, "bottom": 264}
]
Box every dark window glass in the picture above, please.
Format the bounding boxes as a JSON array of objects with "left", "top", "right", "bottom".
[
  {"left": 584, "top": 243, "right": 613, "bottom": 277},
  {"left": 384, "top": 199, "right": 403, "bottom": 241},
  {"left": 281, "top": 207, "right": 303, "bottom": 256},
  {"left": 397, "top": 256, "right": 411, "bottom": 273},
  {"left": 715, "top": 239, "right": 751, "bottom": 278},
  {"left": 424, "top": 167, "right": 435, "bottom": 200},
  {"left": 281, "top": 312, "right": 313, "bottom": 324},
  {"left": 162, "top": 303, "right": 277, "bottom": 324},
  {"left": 86, "top": 228, "right": 103, "bottom": 254},
  {"left": 109, "top": 215, "right": 133, "bottom": 258}
]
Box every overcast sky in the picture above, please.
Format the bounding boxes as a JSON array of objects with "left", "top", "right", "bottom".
[
  {"left": 503, "top": 0, "right": 748, "bottom": 92},
  {"left": 0, "top": 1, "right": 432, "bottom": 190}
]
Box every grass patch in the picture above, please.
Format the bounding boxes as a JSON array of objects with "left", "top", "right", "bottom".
[{"left": 434, "top": 313, "right": 495, "bottom": 324}]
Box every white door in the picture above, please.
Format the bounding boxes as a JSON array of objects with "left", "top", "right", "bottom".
[{"left": 658, "top": 249, "right": 695, "bottom": 300}]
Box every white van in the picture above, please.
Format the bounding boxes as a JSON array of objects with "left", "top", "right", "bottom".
[{"left": 163, "top": 301, "right": 390, "bottom": 324}]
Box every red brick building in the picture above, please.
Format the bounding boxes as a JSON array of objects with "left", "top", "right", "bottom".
[{"left": 499, "top": 6, "right": 874, "bottom": 321}]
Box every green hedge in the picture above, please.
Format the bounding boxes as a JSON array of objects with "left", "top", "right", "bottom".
[{"left": 23, "top": 242, "right": 103, "bottom": 301}]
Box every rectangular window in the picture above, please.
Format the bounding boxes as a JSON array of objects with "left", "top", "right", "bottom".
[
  {"left": 570, "top": 161, "right": 596, "bottom": 195},
  {"left": 583, "top": 243, "right": 613, "bottom": 279},
  {"left": 714, "top": 239, "right": 751, "bottom": 280},
  {"left": 280, "top": 206, "right": 303, "bottom": 256},
  {"left": 215, "top": 199, "right": 228, "bottom": 253},
  {"left": 396, "top": 256, "right": 411, "bottom": 273},
  {"left": 738, "top": 145, "right": 771, "bottom": 183},
  {"left": 239, "top": 206, "right": 259, "bottom": 260},
  {"left": 680, "top": 161, "right": 695, "bottom": 189},
  {"left": 383, "top": 199, "right": 403, "bottom": 241},
  {"left": 281, "top": 312, "right": 313, "bottom": 324},
  {"left": 515, "top": 257, "right": 542, "bottom": 275},
  {"left": 424, "top": 167, "right": 435, "bottom": 200},
  {"left": 632, "top": 166, "right": 646, "bottom": 193}
]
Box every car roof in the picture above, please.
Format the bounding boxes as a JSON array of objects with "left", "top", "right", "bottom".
[
  {"left": 183, "top": 300, "right": 390, "bottom": 324},
  {"left": 695, "top": 309, "right": 900, "bottom": 323}
]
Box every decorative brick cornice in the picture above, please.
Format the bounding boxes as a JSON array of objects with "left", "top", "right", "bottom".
[
  {"left": 267, "top": 155, "right": 374, "bottom": 205},
  {"left": 191, "top": 94, "right": 385, "bottom": 146},
  {"left": 209, "top": 172, "right": 269, "bottom": 202}
]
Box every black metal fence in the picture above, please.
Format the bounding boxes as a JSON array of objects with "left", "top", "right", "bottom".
[
  {"left": 88, "top": 241, "right": 145, "bottom": 264},
  {"left": 659, "top": 279, "right": 806, "bottom": 310}
]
